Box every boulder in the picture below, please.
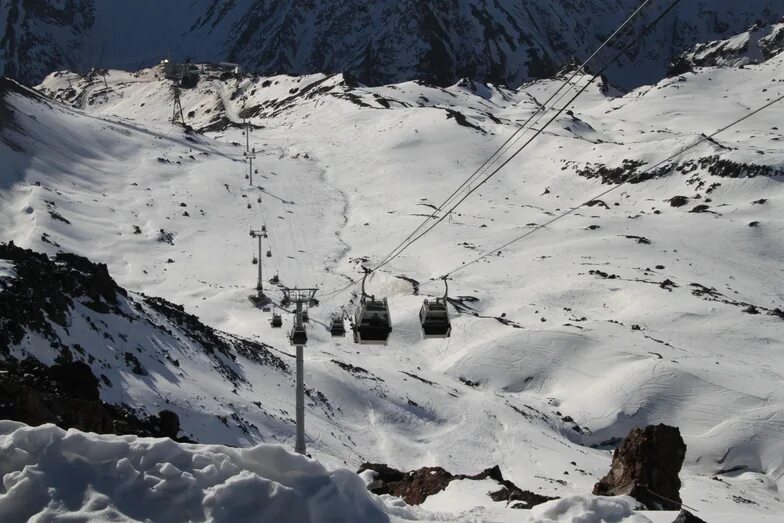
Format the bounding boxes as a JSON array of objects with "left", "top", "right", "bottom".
[
  {"left": 47, "top": 360, "right": 99, "bottom": 401},
  {"left": 593, "top": 424, "right": 686, "bottom": 510},
  {"left": 358, "top": 463, "right": 452, "bottom": 505}
]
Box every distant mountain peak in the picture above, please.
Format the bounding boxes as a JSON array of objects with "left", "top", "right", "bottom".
[{"left": 1, "top": 1, "right": 782, "bottom": 88}]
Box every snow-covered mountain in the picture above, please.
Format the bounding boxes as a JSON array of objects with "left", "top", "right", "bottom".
[
  {"left": 2, "top": 27, "right": 784, "bottom": 520},
  {"left": 1, "top": 0, "right": 783, "bottom": 89},
  {"left": 672, "top": 20, "right": 784, "bottom": 72}
]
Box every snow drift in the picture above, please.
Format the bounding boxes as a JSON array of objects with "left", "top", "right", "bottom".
[{"left": 0, "top": 421, "right": 388, "bottom": 523}]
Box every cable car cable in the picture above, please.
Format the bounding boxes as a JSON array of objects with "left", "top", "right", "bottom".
[
  {"left": 369, "top": 0, "right": 655, "bottom": 273},
  {"left": 368, "top": 0, "right": 682, "bottom": 276},
  {"left": 433, "top": 91, "right": 784, "bottom": 280},
  {"left": 318, "top": 0, "right": 662, "bottom": 300}
]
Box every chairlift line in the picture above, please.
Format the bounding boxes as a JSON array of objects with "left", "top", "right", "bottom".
[
  {"left": 261, "top": 0, "right": 748, "bottom": 351},
  {"left": 368, "top": 0, "right": 684, "bottom": 277},
  {"left": 318, "top": 0, "right": 669, "bottom": 301},
  {"left": 435, "top": 91, "right": 784, "bottom": 281},
  {"left": 367, "top": 0, "right": 659, "bottom": 275}
]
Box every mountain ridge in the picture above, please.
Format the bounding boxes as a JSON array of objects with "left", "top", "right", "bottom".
[{"left": 1, "top": 0, "right": 782, "bottom": 89}]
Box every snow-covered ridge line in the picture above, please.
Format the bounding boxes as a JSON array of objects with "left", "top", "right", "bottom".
[
  {"left": 672, "top": 21, "right": 784, "bottom": 72},
  {"left": 2, "top": 0, "right": 783, "bottom": 89}
]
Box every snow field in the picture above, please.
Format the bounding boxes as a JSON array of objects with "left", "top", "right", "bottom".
[{"left": 1, "top": 48, "right": 783, "bottom": 519}]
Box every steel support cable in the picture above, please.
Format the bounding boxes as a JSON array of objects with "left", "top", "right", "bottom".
[
  {"left": 369, "top": 0, "right": 683, "bottom": 276},
  {"left": 319, "top": 0, "right": 659, "bottom": 299},
  {"left": 369, "top": 0, "right": 654, "bottom": 273},
  {"left": 432, "top": 91, "right": 784, "bottom": 281}
]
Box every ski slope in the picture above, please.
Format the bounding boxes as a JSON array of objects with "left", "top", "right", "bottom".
[{"left": 2, "top": 50, "right": 784, "bottom": 519}]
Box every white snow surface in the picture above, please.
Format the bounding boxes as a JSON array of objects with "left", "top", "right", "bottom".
[
  {"left": 0, "top": 421, "right": 692, "bottom": 523},
  {"left": 0, "top": 48, "right": 783, "bottom": 520},
  {"left": 527, "top": 495, "right": 651, "bottom": 523},
  {"left": 0, "top": 421, "right": 388, "bottom": 523}
]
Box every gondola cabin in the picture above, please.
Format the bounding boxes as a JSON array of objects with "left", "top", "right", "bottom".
[
  {"left": 353, "top": 297, "right": 392, "bottom": 345},
  {"left": 290, "top": 324, "right": 307, "bottom": 346},
  {"left": 420, "top": 298, "right": 451, "bottom": 338},
  {"left": 329, "top": 316, "right": 346, "bottom": 337},
  {"left": 270, "top": 313, "right": 282, "bottom": 328}
]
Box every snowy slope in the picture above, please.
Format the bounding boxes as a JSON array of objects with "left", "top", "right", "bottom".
[
  {"left": 1, "top": 0, "right": 783, "bottom": 89},
  {"left": 2, "top": 45, "right": 784, "bottom": 520}
]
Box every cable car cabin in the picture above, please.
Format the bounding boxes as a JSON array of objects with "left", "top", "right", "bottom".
[
  {"left": 330, "top": 317, "right": 346, "bottom": 337},
  {"left": 270, "top": 274, "right": 280, "bottom": 284},
  {"left": 290, "top": 325, "right": 307, "bottom": 346},
  {"left": 419, "top": 298, "right": 451, "bottom": 338},
  {"left": 270, "top": 313, "right": 282, "bottom": 328},
  {"left": 302, "top": 310, "right": 309, "bottom": 323},
  {"left": 266, "top": 250, "right": 272, "bottom": 257},
  {"left": 353, "top": 298, "right": 392, "bottom": 345},
  {"left": 252, "top": 256, "right": 258, "bottom": 265}
]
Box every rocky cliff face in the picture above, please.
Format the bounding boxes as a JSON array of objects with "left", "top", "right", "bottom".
[
  {"left": 1, "top": 0, "right": 781, "bottom": 88},
  {"left": 593, "top": 424, "right": 686, "bottom": 510},
  {"left": 0, "top": 242, "right": 289, "bottom": 440}
]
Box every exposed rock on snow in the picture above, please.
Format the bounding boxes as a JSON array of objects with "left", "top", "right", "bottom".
[
  {"left": 0, "top": 242, "right": 296, "bottom": 443},
  {"left": 359, "top": 462, "right": 554, "bottom": 508},
  {"left": 0, "top": 358, "right": 188, "bottom": 440},
  {"left": 672, "top": 509, "right": 708, "bottom": 523},
  {"left": 593, "top": 424, "right": 686, "bottom": 510}
]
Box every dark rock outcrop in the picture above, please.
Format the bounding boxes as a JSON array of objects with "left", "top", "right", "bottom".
[
  {"left": 358, "top": 462, "right": 555, "bottom": 508},
  {"left": 593, "top": 424, "right": 686, "bottom": 510},
  {"left": 360, "top": 464, "right": 453, "bottom": 505},
  {"left": 0, "top": 243, "right": 294, "bottom": 440},
  {"left": 0, "top": 242, "right": 287, "bottom": 385},
  {"left": 0, "top": 241, "right": 125, "bottom": 354},
  {"left": 0, "top": 357, "right": 191, "bottom": 441},
  {"left": 46, "top": 360, "right": 100, "bottom": 401},
  {"left": 673, "top": 509, "right": 708, "bottom": 523},
  {"left": 669, "top": 196, "right": 690, "bottom": 208}
]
